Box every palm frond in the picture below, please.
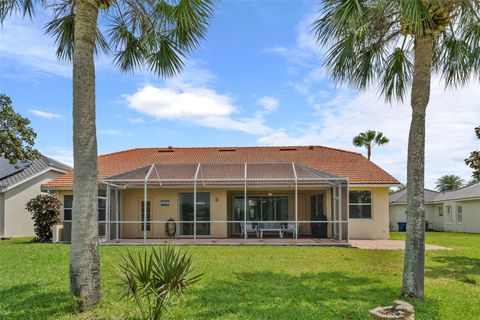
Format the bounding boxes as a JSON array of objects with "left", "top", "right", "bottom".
[
  {"left": 379, "top": 46, "right": 413, "bottom": 102},
  {"left": 0, "top": 0, "right": 47, "bottom": 23}
]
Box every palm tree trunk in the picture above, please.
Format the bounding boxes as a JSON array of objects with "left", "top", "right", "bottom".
[
  {"left": 70, "top": 0, "right": 101, "bottom": 310},
  {"left": 401, "top": 34, "right": 434, "bottom": 300},
  {"left": 367, "top": 146, "right": 371, "bottom": 161}
]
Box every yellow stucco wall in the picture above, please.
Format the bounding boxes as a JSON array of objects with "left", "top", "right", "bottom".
[
  {"left": 120, "top": 188, "right": 228, "bottom": 238},
  {"left": 349, "top": 186, "right": 390, "bottom": 240},
  {"left": 54, "top": 185, "right": 391, "bottom": 240}
]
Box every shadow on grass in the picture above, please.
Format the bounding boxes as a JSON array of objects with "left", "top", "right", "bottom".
[
  {"left": 184, "top": 271, "right": 441, "bottom": 320},
  {"left": 0, "top": 283, "right": 72, "bottom": 319},
  {"left": 426, "top": 255, "right": 480, "bottom": 282}
]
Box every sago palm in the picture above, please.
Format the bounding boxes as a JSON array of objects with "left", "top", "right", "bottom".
[
  {"left": 352, "top": 130, "right": 389, "bottom": 160},
  {"left": 314, "top": 0, "right": 479, "bottom": 299},
  {"left": 1, "top": 0, "right": 213, "bottom": 310},
  {"left": 435, "top": 174, "right": 464, "bottom": 192}
]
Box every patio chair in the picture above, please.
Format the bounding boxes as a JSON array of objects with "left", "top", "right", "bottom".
[
  {"left": 282, "top": 223, "right": 298, "bottom": 238},
  {"left": 240, "top": 223, "right": 259, "bottom": 238}
]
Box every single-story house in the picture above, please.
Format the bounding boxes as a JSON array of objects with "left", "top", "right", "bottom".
[
  {"left": 0, "top": 155, "right": 71, "bottom": 238},
  {"left": 43, "top": 146, "right": 400, "bottom": 243},
  {"left": 389, "top": 183, "right": 480, "bottom": 233}
]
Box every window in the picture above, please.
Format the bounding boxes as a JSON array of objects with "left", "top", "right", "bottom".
[
  {"left": 437, "top": 206, "right": 444, "bottom": 217},
  {"left": 233, "top": 195, "right": 289, "bottom": 222},
  {"left": 98, "top": 198, "right": 106, "bottom": 222},
  {"left": 141, "top": 201, "right": 151, "bottom": 231},
  {"left": 456, "top": 205, "right": 463, "bottom": 224},
  {"left": 180, "top": 193, "right": 210, "bottom": 236},
  {"left": 64, "top": 195, "right": 107, "bottom": 222},
  {"left": 63, "top": 195, "right": 73, "bottom": 221},
  {"left": 445, "top": 205, "right": 453, "bottom": 223},
  {"left": 349, "top": 191, "right": 372, "bottom": 219}
]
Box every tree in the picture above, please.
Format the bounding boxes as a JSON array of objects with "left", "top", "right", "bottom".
[
  {"left": 25, "top": 194, "right": 62, "bottom": 243},
  {"left": 352, "top": 130, "right": 389, "bottom": 160},
  {"left": 465, "top": 126, "right": 480, "bottom": 180},
  {"left": 313, "top": 0, "right": 480, "bottom": 299},
  {"left": 435, "top": 174, "right": 464, "bottom": 192},
  {"left": 0, "top": 94, "right": 40, "bottom": 164},
  {"left": 1, "top": 0, "right": 213, "bottom": 310}
]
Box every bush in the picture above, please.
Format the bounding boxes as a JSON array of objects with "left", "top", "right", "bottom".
[
  {"left": 118, "top": 246, "right": 202, "bottom": 320},
  {"left": 25, "top": 194, "right": 61, "bottom": 242}
]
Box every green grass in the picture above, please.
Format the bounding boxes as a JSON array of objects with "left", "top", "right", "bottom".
[{"left": 0, "top": 232, "right": 479, "bottom": 319}]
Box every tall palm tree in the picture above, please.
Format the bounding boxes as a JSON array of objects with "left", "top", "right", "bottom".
[
  {"left": 435, "top": 174, "right": 464, "bottom": 192},
  {"left": 352, "top": 130, "right": 389, "bottom": 160},
  {"left": 1, "top": 0, "right": 213, "bottom": 310},
  {"left": 313, "top": 0, "right": 479, "bottom": 299}
]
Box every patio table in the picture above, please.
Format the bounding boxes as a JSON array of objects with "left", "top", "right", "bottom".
[{"left": 259, "top": 228, "right": 284, "bottom": 238}]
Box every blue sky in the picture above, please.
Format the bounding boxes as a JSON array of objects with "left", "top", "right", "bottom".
[{"left": 1, "top": 0, "right": 479, "bottom": 188}]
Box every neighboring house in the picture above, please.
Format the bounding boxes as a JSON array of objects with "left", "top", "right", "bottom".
[
  {"left": 389, "top": 183, "right": 480, "bottom": 233},
  {"left": 0, "top": 156, "right": 71, "bottom": 238},
  {"left": 43, "top": 146, "right": 399, "bottom": 243}
]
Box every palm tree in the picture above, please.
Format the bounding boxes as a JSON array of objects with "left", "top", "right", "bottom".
[
  {"left": 313, "top": 1, "right": 479, "bottom": 299},
  {"left": 352, "top": 130, "right": 389, "bottom": 160},
  {"left": 435, "top": 174, "right": 464, "bottom": 192},
  {"left": 1, "top": 0, "right": 213, "bottom": 310}
]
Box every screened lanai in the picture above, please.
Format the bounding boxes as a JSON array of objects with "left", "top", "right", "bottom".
[{"left": 99, "top": 162, "right": 349, "bottom": 245}]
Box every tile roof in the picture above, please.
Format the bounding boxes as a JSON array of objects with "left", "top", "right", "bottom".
[
  {"left": 434, "top": 182, "right": 480, "bottom": 202},
  {"left": 43, "top": 146, "right": 399, "bottom": 189},
  {"left": 389, "top": 188, "right": 439, "bottom": 204},
  {"left": 389, "top": 183, "right": 480, "bottom": 204},
  {"left": 0, "top": 155, "right": 72, "bottom": 191}
]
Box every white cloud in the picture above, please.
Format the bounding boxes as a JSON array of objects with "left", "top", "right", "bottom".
[
  {"left": 256, "top": 96, "right": 279, "bottom": 113},
  {"left": 124, "top": 77, "right": 273, "bottom": 135},
  {"left": 29, "top": 109, "right": 63, "bottom": 120}
]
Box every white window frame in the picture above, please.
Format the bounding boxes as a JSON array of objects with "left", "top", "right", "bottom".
[
  {"left": 437, "top": 206, "right": 443, "bottom": 217},
  {"left": 63, "top": 195, "right": 73, "bottom": 222},
  {"left": 348, "top": 190, "right": 373, "bottom": 220},
  {"left": 445, "top": 205, "right": 454, "bottom": 224},
  {"left": 456, "top": 205, "right": 463, "bottom": 224},
  {"left": 140, "top": 200, "right": 151, "bottom": 232}
]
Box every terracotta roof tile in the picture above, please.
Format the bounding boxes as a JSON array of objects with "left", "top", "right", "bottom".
[{"left": 43, "top": 146, "right": 399, "bottom": 188}]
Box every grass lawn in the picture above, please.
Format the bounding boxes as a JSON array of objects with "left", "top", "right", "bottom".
[{"left": 1, "top": 232, "right": 479, "bottom": 320}]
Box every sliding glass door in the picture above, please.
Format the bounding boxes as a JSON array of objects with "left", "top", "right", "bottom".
[
  {"left": 233, "top": 195, "right": 288, "bottom": 222},
  {"left": 180, "top": 192, "right": 210, "bottom": 236}
]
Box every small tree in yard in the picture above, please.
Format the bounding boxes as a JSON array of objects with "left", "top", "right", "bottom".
[
  {"left": 0, "top": 94, "right": 40, "bottom": 165},
  {"left": 26, "top": 194, "right": 62, "bottom": 243},
  {"left": 118, "top": 246, "right": 202, "bottom": 320},
  {"left": 465, "top": 126, "right": 480, "bottom": 181}
]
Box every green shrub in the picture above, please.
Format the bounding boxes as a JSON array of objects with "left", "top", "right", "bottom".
[
  {"left": 25, "top": 194, "right": 61, "bottom": 242},
  {"left": 118, "top": 246, "right": 202, "bottom": 320}
]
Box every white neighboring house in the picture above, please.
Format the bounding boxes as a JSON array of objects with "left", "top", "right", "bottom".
[
  {"left": 0, "top": 156, "right": 71, "bottom": 238},
  {"left": 389, "top": 183, "right": 480, "bottom": 233}
]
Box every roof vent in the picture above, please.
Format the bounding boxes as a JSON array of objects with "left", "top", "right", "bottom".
[
  {"left": 219, "top": 148, "right": 237, "bottom": 152},
  {"left": 308, "top": 146, "right": 314, "bottom": 150},
  {"left": 158, "top": 148, "right": 174, "bottom": 153},
  {"left": 279, "top": 148, "right": 297, "bottom": 151}
]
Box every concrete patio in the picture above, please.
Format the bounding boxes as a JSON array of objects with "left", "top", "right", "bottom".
[
  {"left": 349, "top": 239, "right": 450, "bottom": 250},
  {"left": 101, "top": 237, "right": 349, "bottom": 246}
]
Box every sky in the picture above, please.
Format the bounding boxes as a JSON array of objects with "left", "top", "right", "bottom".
[{"left": 1, "top": 0, "right": 479, "bottom": 189}]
